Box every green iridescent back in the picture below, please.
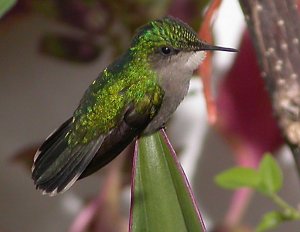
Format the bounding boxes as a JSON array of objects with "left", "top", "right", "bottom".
[{"left": 68, "top": 51, "right": 163, "bottom": 146}]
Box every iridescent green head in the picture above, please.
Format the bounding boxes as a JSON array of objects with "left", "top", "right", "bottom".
[
  {"left": 128, "top": 16, "right": 238, "bottom": 94},
  {"left": 131, "top": 16, "right": 202, "bottom": 53},
  {"left": 130, "top": 16, "right": 236, "bottom": 68},
  {"left": 131, "top": 16, "right": 237, "bottom": 55}
]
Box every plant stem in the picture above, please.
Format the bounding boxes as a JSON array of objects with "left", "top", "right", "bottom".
[{"left": 270, "top": 193, "right": 300, "bottom": 220}]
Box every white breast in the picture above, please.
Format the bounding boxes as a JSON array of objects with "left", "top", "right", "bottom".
[{"left": 143, "top": 51, "right": 206, "bottom": 134}]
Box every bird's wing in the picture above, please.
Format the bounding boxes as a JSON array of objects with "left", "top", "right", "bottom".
[
  {"left": 80, "top": 90, "right": 164, "bottom": 178},
  {"left": 32, "top": 80, "right": 164, "bottom": 195}
]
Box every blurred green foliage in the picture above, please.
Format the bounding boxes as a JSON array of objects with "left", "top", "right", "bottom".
[
  {"left": 216, "top": 154, "right": 300, "bottom": 232},
  {"left": 0, "top": 0, "right": 17, "bottom": 18}
]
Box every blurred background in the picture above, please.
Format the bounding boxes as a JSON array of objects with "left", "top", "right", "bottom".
[{"left": 0, "top": 0, "right": 300, "bottom": 231}]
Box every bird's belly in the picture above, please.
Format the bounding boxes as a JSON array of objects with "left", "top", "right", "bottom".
[{"left": 143, "top": 80, "right": 190, "bottom": 135}]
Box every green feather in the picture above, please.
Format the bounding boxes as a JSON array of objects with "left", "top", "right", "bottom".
[{"left": 68, "top": 51, "right": 163, "bottom": 146}]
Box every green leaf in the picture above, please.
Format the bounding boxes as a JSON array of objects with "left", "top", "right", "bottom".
[
  {"left": 215, "top": 167, "right": 260, "bottom": 190},
  {"left": 0, "top": 0, "right": 16, "bottom": 19},
  {"left": 256, "top": 211, "right": 284, "bottom": 232},
  {"left": 130, "top": 131, "right": 205, "bottom": 232},
  {"left": 257, "top": 154, "right": 283, "bottom": 195}
]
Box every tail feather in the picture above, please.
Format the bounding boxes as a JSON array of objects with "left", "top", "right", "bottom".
[
  {"left": 32, "top": 118, "right": 73, "bottom": 173},
  {"left": 32, "top": 118, "right": 104, "bottom": 196}
]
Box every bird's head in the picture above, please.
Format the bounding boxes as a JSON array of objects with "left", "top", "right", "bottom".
[{"left": 130, "top": 16, "right": 237, "bottom": 76}]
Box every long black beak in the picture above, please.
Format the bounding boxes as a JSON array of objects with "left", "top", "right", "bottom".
[{"left": 199, "top": 43, "right": 238, "bottom": 52}]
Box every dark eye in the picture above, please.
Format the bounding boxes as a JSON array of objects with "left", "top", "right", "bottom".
[{"left": 160, "top": 46, "right": 171, "bottom": 55}]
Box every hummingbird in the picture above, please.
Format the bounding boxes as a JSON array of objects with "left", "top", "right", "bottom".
[{"left": 32, "top": 16, "right": 237, "bottom": 196}]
